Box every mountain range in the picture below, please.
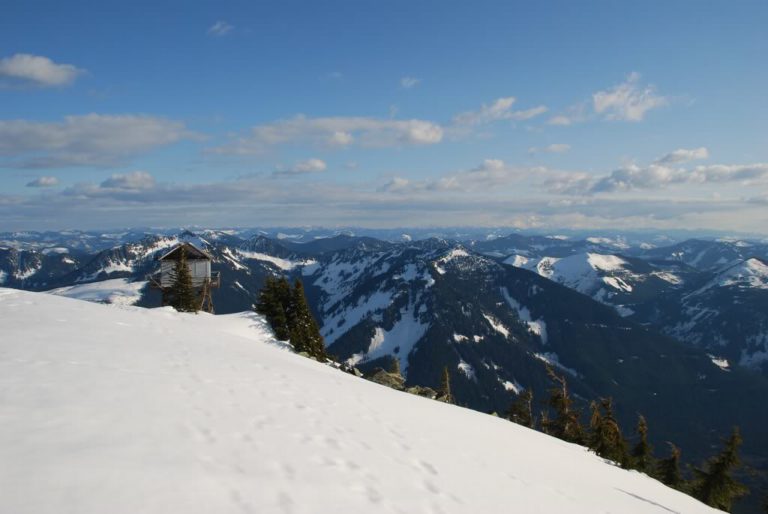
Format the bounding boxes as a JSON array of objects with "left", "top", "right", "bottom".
[{"left": 2, "top": 227, "right": 768, "bottom": 510}]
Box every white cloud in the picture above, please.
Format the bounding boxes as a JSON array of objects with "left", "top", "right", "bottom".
[
  {"left": 548, "top": 73, "right": 667, "bottom": 125},
  {"left": 207, "top": 21, "right": 233, "bottom": 36},
  {"left": 590, "top": 163, "right": 679, "bottom": 193},
  {"left": 214, "top": 96, "right": 547, "bottom": 155},
  {"left": 0, "top": 114, "right": 194, "bottom": 168},
  {"left": 400, "top": 77, "right": 421, "bottom": 89},
  {"left": 100, "top": 171, "right": 156, "bottom": 190},
  {"left": 655, "top": 147, "right": 709, "bottom": 164},
  {"left": 378, "top": 177, "right": 412, "bottom": 193},
  {"left": 26, "top": 176, "right": 59, "bottom": 187},
  {"left": 6, "top": 162, "right": 768, "bottom": 233},
  {"left": 547, "top": 116, "right": 574, "bottom": 126},
  {"left": 379, "top": 159, "right": 532, "bottom": 195},
  {"left": 274, "top": 158, "right": 328, "bottom": 176},
  {"left": 544, "top": 147, "right": 768, "bottom": 195},
  {"left": 213, "top": 115, "right": 443, "bottom": 154},
  {"left": 0, "top": 53, "right": 84, "bottom": 87},
  {"left": 547, "top": 102, "right": 590, "bottom": 126},
  {"left": 690, "top": 163, "right": 768, "bottom": 183},
  {"left": 529, "top": 143, "right": 571, "bottom": 155},
  {"left": 592, "top": 72, "right": 667, "bottom": 122},
  {"left": 590, "top": 163, "right": 768, "bottom": 193},
  {"left": 453, "top": 97, "right": 548, "bottom": 126}
]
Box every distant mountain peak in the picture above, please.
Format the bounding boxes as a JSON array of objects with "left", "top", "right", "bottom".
[{"left": 714, "top": 257, "right": 768, "bottom": 289}]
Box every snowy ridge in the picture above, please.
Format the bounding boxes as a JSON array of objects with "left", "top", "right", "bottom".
[
  {"left": 501, "top": 287, "right": 548, "bottom": 344},
  {"left": 0, "top": 288, "right": 720, "bottom": 514},
  {"left": 713, "top": 258, "right": 768, "bottom": 290},
  {"left": 236, "top": 250, "right": 316, "bottom": 271},
  {"left": 47, "top": 278, "right": 147, "bottom": 306},
  {"left": 504, "top": 252, "right": 637, "bottom": 296}
]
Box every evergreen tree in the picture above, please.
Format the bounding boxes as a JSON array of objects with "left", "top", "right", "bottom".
[
  {"left": 539, "top": 410, "right": 551, "bottom": 435},
  {"left": 588, "top": 397, "right": 629, "bottom": 467},
  {"left": 439, "top": 366, "right": 453, "bottom": 403},
  {"left": 255, "top": 277, "right": 290, "bottom": 340},
  {"left": 631, "top": 415, "right": 654, "bottom": 473},
  {"left": 170, "top": 245, "right": 198, "bottom": 312},
  {"left": 541, "top": 366, "right": 584, "bottom": 444},
  {"left": 691, "top": 427, "right": 748, "bottom": 511},
  {"left": 277, "top": 277, "right": 294, "bottom": 328},
  {"left": 390, "top": 356, "right": 402, "bottom": 377},
  {"left": 656, "top": 442, "right": 684, "bottom": 490},
  {"left": 588, "top": 400, "right": 602, "bottom": 450},
  {"left": 256, "top": 277, "right": 326, "bottom": 360},
  {"left": 289, "top": 279, "right": 326, "bottom": 360},
  {"left": 506, "top": 389, "right": 534, "bottom": 428}
]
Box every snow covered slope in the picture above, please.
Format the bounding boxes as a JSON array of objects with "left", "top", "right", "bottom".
[
  {"left": 47, "top": 278, "right": 147, "bottom": 305},
  {"left": 504, "top": 252, "right": 637, "bottom": 295},
  {"left": 0, "top": 288, "right": 720, "bottom": 514}
]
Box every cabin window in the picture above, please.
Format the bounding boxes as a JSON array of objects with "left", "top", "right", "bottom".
[{"left": 188, "top": 260, "right": 209, "bottom": 277}]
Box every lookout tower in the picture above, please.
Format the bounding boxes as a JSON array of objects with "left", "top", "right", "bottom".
[{"left": 148, "top": 242, "right": 220, "bottom": 313}]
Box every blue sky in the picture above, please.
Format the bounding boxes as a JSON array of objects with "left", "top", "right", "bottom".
[{"left": 1, "top": 0, "right": 767, "bottom": 232}]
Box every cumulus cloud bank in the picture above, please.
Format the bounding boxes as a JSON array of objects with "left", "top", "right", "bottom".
[
  {"left": 273, "top": 158, "right": 328, "bottom": 176},
  {"left": 592, "top": 72, "right": 667, "bottom": 122},
  {"left": 542, "top": 148, "right": 768, "bottom": 195},
  {"left": 453, "top": 97, "right": 547, "bottom": 126},
  {"left": 212, "top": 115, "right": 444, "bottom": 154},
  {"left": 26, "top": 176, "right": 59, "bottom": 187},
  {"left": 100, "top": 171, "right": 157, "bottom": 190},
  {"left": 548, "top": 73, "right": 667, "bottom": 125},
  {"left": 0, "top": 53, "right": 84, "bottom": 87},
  {"left": 0, "top": 114, "right": 194, "bottom": 168},
  {"left": 529, "top": 143, "right": 571, "bottom": 155},
  {"left": 655, "top": 147, "right": 709, "bottom": 164}
]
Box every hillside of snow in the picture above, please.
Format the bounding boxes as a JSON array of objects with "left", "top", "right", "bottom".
[
  {"left": 504, "top": 252, "right": 638, "bottom": 295},
  {"left": 0, "top": 288, "right": 720, "bottom": 514},
  {"left": 47, "top": 278, "right": 147, "bottom": 305},
  {"left": 708, "top": 258, "right": 768, "bottom": 291}
]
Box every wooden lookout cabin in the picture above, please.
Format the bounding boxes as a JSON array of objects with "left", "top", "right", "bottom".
[{"left": 148, "top": 242, "right": 220, "bottom": 313}]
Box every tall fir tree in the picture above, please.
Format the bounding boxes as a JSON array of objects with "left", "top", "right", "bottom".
[
  {"left": 390, "top": 356, "right": 402, "bottom": 377},
  {"left": 277, "top": 277, "right": 294, "bottom": 328},
  {"left": 256, "top": 277, "right": 326, "bottom": 359},
  {"left": 541, "top": 366, "right": 584, "bottom": 444},
  {"left": 506, "top": 390, "right": 534, "bottom": 428},
  {"left": 539, "top": 410, "right": 552, "bottom": 435},
  {"left": 656, "top": 442, "right": 684, "bottom": 490},
  {"left": 631, "top": 415, "right": 654, "bottom": 473},
  {"left": 170, "top": 245, "right": 198, "bottom": 313},
  {"left": 439, "top": 366, "right": 453, "bottom": 403},
  {"left": 290, "top": 279, "right": 326, "bottom": 360},
  {"left": 588, "top": 397, "right": 629, "bottom": 467},
  {"left": 691, "top": 427, "right": 748, "bottom": 511},
  {"left": 255, "top": 277, "right": 289, "bottom": 340}
]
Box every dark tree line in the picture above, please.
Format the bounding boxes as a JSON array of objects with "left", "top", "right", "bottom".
[
  {"left": 256, "top": 276, "right": 326, "bottom": 360},
  {"left": 504, "top": 365, "right": 748, "bottom": 511}
]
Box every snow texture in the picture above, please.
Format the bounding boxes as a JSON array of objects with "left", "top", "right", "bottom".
[
  {"left": 504, "top": 252, "right": 637, "bottom": 296},
  {"left": 483, "top": 313, "right": 510, "bottom": 338},
  {"left": 47, "top": 278, "right": 147, "bottom": 306},
  {"left": 0, "top": 288, "right": 721, "bottom": 514},
  {"left": 237, "top": 250, "right": 316, "bottom": 271},
  {"left": 501, "top": 287, "right": 548, "bottom": 344},
  {"left": 708, "top": 354, "right": 730, "bottom": 371}
]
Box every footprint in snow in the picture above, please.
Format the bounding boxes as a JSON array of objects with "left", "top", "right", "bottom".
[{"left": 419, "top": 460, "right": 438, "bottom": 476}]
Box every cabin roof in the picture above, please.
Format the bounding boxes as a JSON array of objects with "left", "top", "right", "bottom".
[{"left": 157, "top": 242, "right": 213, "bottom": 261}]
